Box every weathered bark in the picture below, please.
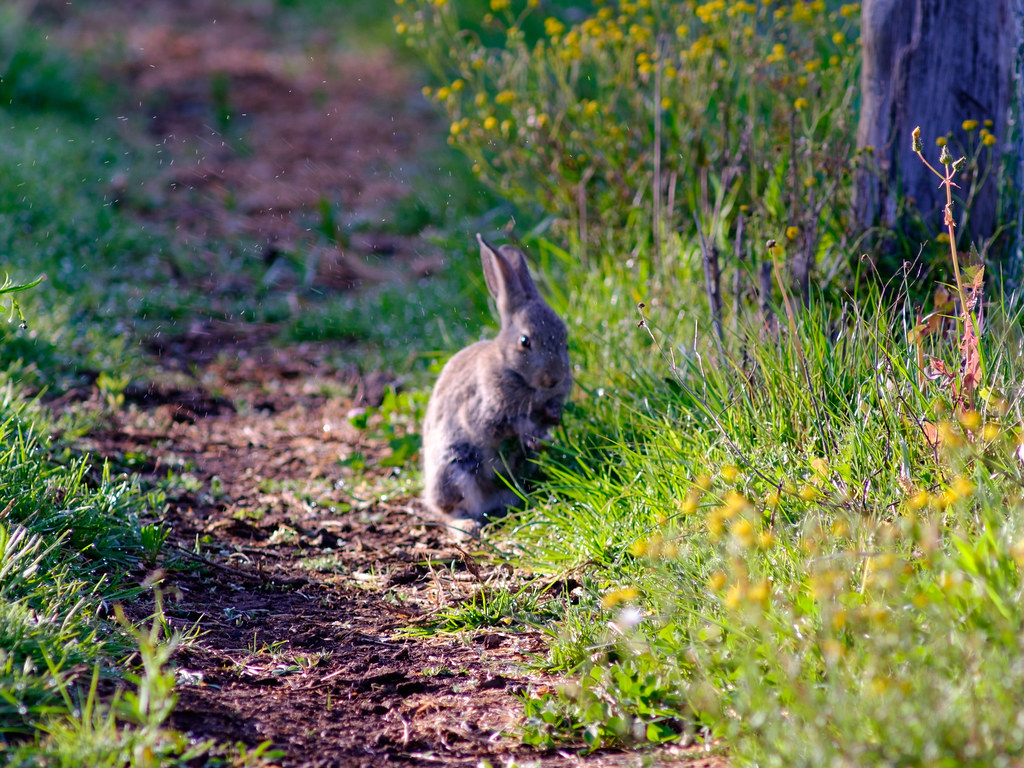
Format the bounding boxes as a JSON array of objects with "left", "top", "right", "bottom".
[{"left": 856, "top": 0, "right": 1021, "bottom": 249}]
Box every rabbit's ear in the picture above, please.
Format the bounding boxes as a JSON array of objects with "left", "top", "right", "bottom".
[
  {"left": 478, "top": 234, "right": 529, "bottom": 321},
  {"left": 497, "top": 244, "right": 540, "bottom": 299}
]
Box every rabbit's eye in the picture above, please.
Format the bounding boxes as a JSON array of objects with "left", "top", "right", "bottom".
[{"left": 519, "top": 335, "right": 532, "bottom": 349}]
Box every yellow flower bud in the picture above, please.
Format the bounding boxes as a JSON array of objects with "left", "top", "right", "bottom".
[
  {"left": 958, "top": 410, "right": 981, "bottom": 430},
  {"left": 601, "top": 585, "right": 639, "bottom": 608}
]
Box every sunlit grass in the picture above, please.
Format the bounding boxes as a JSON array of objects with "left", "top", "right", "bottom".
[{"left": 503, "top": 246, "right": 1024, "bottom": 763}]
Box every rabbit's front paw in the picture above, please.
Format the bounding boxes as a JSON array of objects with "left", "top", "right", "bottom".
[
  {"left": 537, "top": 397, "right": 564, "bottom": 426},
  {"left": 521, "top": 422, "right": 551, "bottom": 451}
]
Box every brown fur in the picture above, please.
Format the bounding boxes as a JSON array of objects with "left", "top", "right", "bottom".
[{"left": 422, "top": 235, "right": 572, "bottom": 536}]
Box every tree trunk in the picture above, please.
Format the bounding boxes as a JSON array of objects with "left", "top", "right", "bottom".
[{"left": 856, "top": 0, "right": 1021, "bottom": 253}]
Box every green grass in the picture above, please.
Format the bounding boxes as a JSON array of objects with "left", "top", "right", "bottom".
[
  {"left": 407, "top": 583, "right": 570, "bottom": 635},
  {"left": 0, "top": 3, "right": 510, "bottom": 759},
  {"left": 0, "top": 8, "right": 278, "bottom": 763},
  {"left": 6, "top": 0, "right": 1024, "bottom": 765},
  {"left": 491, "top": 243, "right": 1024, "bottom": 764},
  {"left": 387, "top": 3, "right": 1024, "bottom": 760},
  {"left": 0, "top": 389, "right": 208, "bottom": 762}
]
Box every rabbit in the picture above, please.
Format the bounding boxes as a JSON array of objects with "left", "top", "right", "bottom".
[{"left": 422, "top": 234, "right": 572, "bottom": 536}]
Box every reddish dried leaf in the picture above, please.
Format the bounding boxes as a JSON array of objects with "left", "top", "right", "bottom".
[
  {"left": 923, "top": 357, "right": 953, "bottom": 383},
  {"left": 959, "top": 265, "right": 984, "bottom": 401}
]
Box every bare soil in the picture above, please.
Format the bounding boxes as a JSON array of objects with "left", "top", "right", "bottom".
[
  {"left": 42, "top": 1, "right": 729, "bottom": 765},
  {"left": 81, "top": 333, "right": 722, "bottom": 766}
]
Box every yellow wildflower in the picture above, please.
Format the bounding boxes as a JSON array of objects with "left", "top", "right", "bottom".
[
  {"left": 732, "top": 518, "right": 756, "bottom": 548},
  {"left": 907, "top": 490, "right": 930, "bottom": 511},
  {"left": 950, "top": 476, "right": 975, "bottom": 499},
  {"left": 798, "top": 484, "right": 820, "bottom": 502},
  {"left": 601, "top": 585, "right": 639, "bottom": 608},
  {"left": 724, "top": 581, "right": 744, "bottom": 609},
  {"left": 707, "top": 508, "right": 725, "bottom": 539},
  {"left": 544, "top": 17, "right": 565, "bottom": 37},
  {"left": 958, "top": 410, "right": 981, "bottom": 430},
  {"left": 794, "top": 97, "right": 808, "bottom": 111},
  {"left": 721, "top": 491, "right": 751, "bottom": 518},
  {"left": 962, "top": 119, "right": 979, "bottom": 132},
  {"left": 747, "top": 579, "right": 770, "bottom": 605},
  {"left": 678, "top": 494, "right": 699, "bottom": 515}
]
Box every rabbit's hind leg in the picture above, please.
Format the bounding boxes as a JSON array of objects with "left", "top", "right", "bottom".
[
  {"left": 430, "top": 443, "right": 521, "bottom": 537},
  {"left": 430, "top": 442, "right": 489, "bottom": 519}
]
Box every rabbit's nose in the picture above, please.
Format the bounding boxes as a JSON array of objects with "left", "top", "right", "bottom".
[{"left": 539, "top": 372, "right": 561, "bottom": 389}]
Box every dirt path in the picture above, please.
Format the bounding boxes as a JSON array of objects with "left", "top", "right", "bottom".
[
  {"left": 41, "top": 1, "right": 727, "bottom": 764},
  {"left": 81, "top": 332, "right": 719, "bottom": 766},
  {"left": 85, "top": 333, "right": 563, "bottom": 766}
]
